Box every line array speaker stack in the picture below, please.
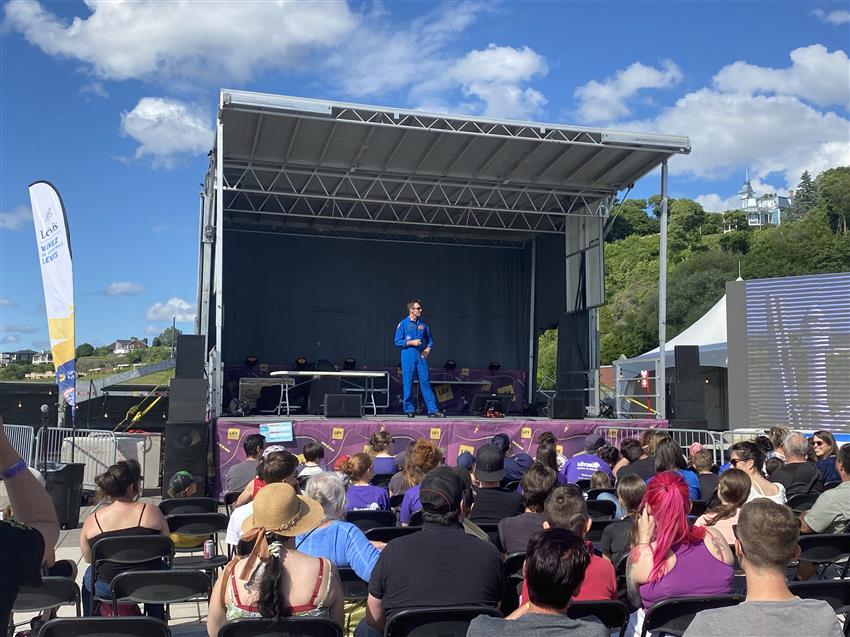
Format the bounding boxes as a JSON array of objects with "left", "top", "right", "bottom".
[
  {"left": 175, "top": 334, "right": 205, "bottom": 379},
  {"left": 671, "top": 345, "right": 707, "bottom": 429},
  {"left": 164, "top": 374, "right": 210, "bottom": 497},
  {"left": 548, "top": 396, "right": 585, "bottom": 419}
]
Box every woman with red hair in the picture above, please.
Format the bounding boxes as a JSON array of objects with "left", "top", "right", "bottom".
[{"left": 625, "top": 471, "right": 733, "bottom": 632}]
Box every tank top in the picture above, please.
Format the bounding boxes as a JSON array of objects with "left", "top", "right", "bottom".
[
  {"left": 88, "top": 504, "right": 164, "bottom": 583},
  {"left": 639, "top": 541, "right": 733, "bottom": 608}
]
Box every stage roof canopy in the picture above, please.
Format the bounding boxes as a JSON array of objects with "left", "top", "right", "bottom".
[{"left": 217, "top": 90, "right": 690, "bottom": 247}]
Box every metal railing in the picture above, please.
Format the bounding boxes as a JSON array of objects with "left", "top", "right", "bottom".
[
  {"left": 34, "top": 428, "right": 119, "bottom": 491},
  {"left": 592, "top": 424, "right": 726, "bottom": 465},
  {"left": 3, "top": 424, "right": 35, "bottom": 467}
]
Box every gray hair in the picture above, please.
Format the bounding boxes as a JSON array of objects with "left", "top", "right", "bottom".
[
  {"left": 303, "top": 472, "right": 346, "bottom": 520},
  {"left": 783, "top": 432, "right": 809, "bottom": 459}
]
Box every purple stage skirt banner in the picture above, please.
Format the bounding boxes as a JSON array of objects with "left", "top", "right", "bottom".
[
  {"left": 223, "top": 365, "right": 526, "bottom": 414},
  {"left": 213, "top": 416, "right": 663, "bottom": 497}
]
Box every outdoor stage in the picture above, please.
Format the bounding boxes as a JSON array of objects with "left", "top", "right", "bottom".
[{"left": 213, "top": 415, "right": 662, "bottom": 496}]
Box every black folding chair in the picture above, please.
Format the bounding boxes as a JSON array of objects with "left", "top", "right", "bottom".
[
  {"left": 389, "top": 493, "right": 405, "bottom": 508},
  {"left": 224, "top": 491, "right": 243, "bottom": 516},
  {"left": 166, "top": 513, "right": 230, "bottom": 575},
  {"left": 159, "top": 497, "right": 218, "bottom": 516},
  {"left": 587, "top": 518, "right": 617, "bottom": 544},
  {"left": 370, "top": 473, "right": 394, "bottom": 489},
  {"left": 345, "top": 509, "right": 396, "bottom": 531},
  {"left": 89, "top": 535, "right": 175, "bottom": 616},
  {"left": 797, "top": 533, "right": 850, "bottom": 578},
  {"left": 501, "top": 552, "right": 526, "bottom": 615},
  {"left": 384, "top": 607, "right": 502, "bottom": 637},
  {"left": 640, "top": 595, "right": 744, "bottom": 637},
  {"left": 689, "top": 500, "right": 708, "bottom": 517},
  {"left": 218, "top": 617, "right": 343, "bottom": 637},
  {"left": 110, "top": 570, "right": 211, "bottom": 617},
  {"left": 824, "top": 481, "right": 842, "bottom": 491},
  {"left": 788, "top": 492, "right": 821, "bottom": 513},
  {"left": 576, "top": 479, "right": 592, "bottom": 492},
  {"left": 788, "top": 580, "right": 850, "bottom": 637},
  {"left": 587, "top": 499, "right": 617, "bottom": 520},
  {"left": 503, "top": 480, "right": 520, "bottom": 492},
  {"left": 568, "top": 600, "right": 630, "bottom": 637},
  {"left": 364, "top": 526, "right": 421, "bottom": 543},
  {"left": 587, "top": 488, "right": 617, "bottom": 501},
  {"left": 11, "top": 577, "right": 81, "bottom": 633},
  {"left": 476, "top": 522, "right": 500, "bottom": 544},
  {"left": 39, "top": 617, "right": 171, "bottom": 637},
  {"left": 408, "top": 510, "right": 423, "bottom": 526}
]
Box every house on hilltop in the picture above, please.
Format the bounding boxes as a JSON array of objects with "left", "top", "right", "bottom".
[{"left": 108, "top": 337, "right": 149, "bottom": 355}]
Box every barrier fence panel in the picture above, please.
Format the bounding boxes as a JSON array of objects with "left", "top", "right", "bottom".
[
  {"left": 35, "top": 428, "right": 118, "bottom": 491},
  {"left": 593, "top": 424, "right": 726, "bottom": 465},
  {"left": 3, "top": 424, "right": 35, "bottom": 467}
]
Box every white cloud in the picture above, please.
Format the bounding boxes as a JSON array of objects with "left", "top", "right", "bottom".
[
  {"left": 713, "top": 45, "right": 850, "bottom": 108},
  {"left": 146, "top": 297, "right": 195, "bottom": 323},
  {"left": 574, "top": 60, "right": 682, "bottom": 123},
  {"left": 0, "top": 324, "right": 37, "bottom": 334},
  {"left": 144, "top": 324, "right": 159, "bottom": 336},
  {"left": 3, "top": 0, "right": 357, "bottom": 84},
  {"left": 812, "top": 8, "right": 850, "bottom": 25},
  {"left": 0, "top": 298, "right": 15, "bottom": 307},
  {"left": 120, "top": 97, "right": 212, "bottom": 166},
  {"left": 105, "top": 281, "right": 145, "bottom": 296},
  {"left": 0, "top": 204, "right": 31, "bottom": 231},
  {"left": 80, "top": 81, "right": 108, "bottom": 98},
  {"left": 1, "top": 335, "right": 20, "bottom": 345}
]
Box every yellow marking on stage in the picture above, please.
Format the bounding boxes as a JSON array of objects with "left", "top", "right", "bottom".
[
  {"left": 227, "top": 428, "right": 240, "bottom": 441},
  {"left": 556, "top": 444, "right": 564, "bottom": 455},
  {"left": 461, "top": 368, "right": 470, "bottom": 377},
  {"left": 479, "top": 380, "right": 492, "bottom": 392},
  {"left": 332, "top": 427, "right": 344, "bottom": 440},
  {"left": 520, "top": 426, "right": 532, "bottom": 439},
  {"left": 458, "top": 444, "right": 475, "bottom": 455},
  {"left": 497, "top": 385, "right": 515, "bottom": 402},
  {"left": 429, "top": 427, "right": 441, "bottom": 440},
  {"left": 435, "top": 384, "right": 454, "bottom": 403}
]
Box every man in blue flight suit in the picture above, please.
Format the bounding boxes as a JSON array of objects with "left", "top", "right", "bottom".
[{"left": 394, "top": 299, "right": 445, "bottom": 418}]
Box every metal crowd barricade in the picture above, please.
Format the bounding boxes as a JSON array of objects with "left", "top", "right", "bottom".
[
  {"left": 34, "top": 427, "right": 118, "bottom": 491},
  {"left": 593, "top": 424, "right": 726, "bottom": 465},
  {"left": 3, "top": 424, "right": 35, "bottom": 467}
]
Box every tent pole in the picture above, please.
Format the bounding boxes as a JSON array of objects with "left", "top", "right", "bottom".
[{"left": 658, "top": 160, "right": 669, "bottom": 421}]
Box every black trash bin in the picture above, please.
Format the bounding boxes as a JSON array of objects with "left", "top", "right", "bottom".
[{"left": 43, "top": 462, "right": 85, "bottom": 530}]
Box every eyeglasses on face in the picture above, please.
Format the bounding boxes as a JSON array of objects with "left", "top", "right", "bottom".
[
  {"left": 812, "top": 440, "right": 825, "bottom": 446},
  {"left": 729, "top": 457, "right": 744, "bottom": 467}
]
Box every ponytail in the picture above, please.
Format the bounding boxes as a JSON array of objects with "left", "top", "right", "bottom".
[{"left": 256, "top": 533, "right": 291, "bottom": 620}]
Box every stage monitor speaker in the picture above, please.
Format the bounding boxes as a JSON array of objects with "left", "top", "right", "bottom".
[
  {"left": 308, "top": 376, "right": 341, "bottom": 414},
  {"left": 324, "top": 394, "right": 362, "bottom": 418},
  {"left": 176, "top": 335, "right": 206, "bottom": 379},
  {"left": 162, "top": 421, "right": 208, "bottom": 497},
  {"left": 470, "top": 393, "right": 513, "bottom": 416},
  {"left": 548, "top": 396, "right": 585, "bottom": 419},
  {"left": 674, "top": 345, "right": 701, "bottom": 383},
  {"left": 168, "top": 378, "right": 207, "bottom": 423}
]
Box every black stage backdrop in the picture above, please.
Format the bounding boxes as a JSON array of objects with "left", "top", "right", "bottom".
[{"left": 223, "top": 232, "right": 541, "bottom": 370}]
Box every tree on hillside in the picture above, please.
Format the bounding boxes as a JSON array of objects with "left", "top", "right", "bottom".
[
  {"left": 815, "top": 166, "right": 850, "bottom": 235},
  {"left": 723, "top": 210, "right": 748, "bottom": 232},
  {"left": 75, "top": 343, "right": 94, "bottom": 358},
  {"left": 792, "top": 170, "right": 817, "bottom": 218},
  {"left": 157, "top": 326, "right": 183, "bottom": 347},
  {"left": 152, "top": 337, "right": 162, "bottom": 347},
  {"left": 93, "top": 345, "right": 111, "bottom": 357},
  {"left": 719, "top": 231, "right": 750, "bottom": 254},
  {"left": 701, "top": 213, "right": 724, "bottom": 235},
  {"left": 605, "top": 199, "right": 660, "bottom": 242}
]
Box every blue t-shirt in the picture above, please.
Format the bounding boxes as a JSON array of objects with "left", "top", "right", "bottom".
[
  {"left": 399, "top": 484, "right": 422, "bottom": 524},
  {"left": 296, "top": 520, "right": 380, "bottom": 582},
  {"left": 647, "top": 470, "right": 701, "bottom": 501},
  {"left": 372, "top": 456, "right": 398, "bottom": 475},
  {"left": 346, "top": 484, "right": 390, "bottom": 511},
  {"left": 562, "top": 453, "right": 612, "bottom": 484}
]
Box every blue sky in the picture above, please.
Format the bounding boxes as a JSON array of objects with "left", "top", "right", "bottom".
[{"left": 1, "top": 0, "right": 848, "bottom": 352}]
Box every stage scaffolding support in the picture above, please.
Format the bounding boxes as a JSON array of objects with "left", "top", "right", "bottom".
[
  {"left": 658, "top": 160, "right": 669, "bottom": 421},
  {"left": 200, "top": 91, "right": 690, "bottom": 417}
]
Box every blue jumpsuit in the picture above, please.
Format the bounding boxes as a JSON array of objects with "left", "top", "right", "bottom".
[{"left": 394, "top": 316, "right": 438, "bottom": 415}]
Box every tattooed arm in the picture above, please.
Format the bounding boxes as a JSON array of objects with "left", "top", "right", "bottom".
[
  {"left": 703, "top": 527, "right": 734, "bottom": 565},
  {"left": 626, "top": 544, "right": 651, "bottom": 609}
]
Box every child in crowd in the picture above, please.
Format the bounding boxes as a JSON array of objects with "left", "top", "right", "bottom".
[
  {"left": 692, "top": 449, "right": 720, "bottom": 500},
  {"left": 298, "top": 441, "right": 325, "bottom": 478},
  {"left": 340, "top": 453, "right": 389, "bottom": 511}
]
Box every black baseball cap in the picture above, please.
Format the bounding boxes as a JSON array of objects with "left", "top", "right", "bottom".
[
  {"left": 420, "top": 466, "right": 464, "bottom": 514},
  {"left": 474, "top": 444, "right": 505, "bottom": 482}
]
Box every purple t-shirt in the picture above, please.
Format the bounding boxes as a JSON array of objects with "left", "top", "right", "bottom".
[
  {"left": 346, "top": 484, "right": 390, "bottom": 511},
  {"left": 562, "top": 453, "right": 612, "bottom": 484},
  {"left": 372, "top": 456, "right": 398, "bottom": 475},
  {"left": 399, "top": 484, "right": 422, "bottom": 524}
]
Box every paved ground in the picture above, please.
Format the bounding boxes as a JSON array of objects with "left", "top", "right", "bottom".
[{"left": 7, "top": 494, "right": 213, "bottom": 637}]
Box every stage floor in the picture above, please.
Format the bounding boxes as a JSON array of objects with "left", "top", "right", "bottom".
[{"left": 213, "top": 415, "right": 660, "bottom": 496}]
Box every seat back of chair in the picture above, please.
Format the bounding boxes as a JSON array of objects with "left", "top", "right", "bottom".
[
  {"left": 364, "top": 526, "right": 421, "bottom": 543},
  {"left": 337, "top": 567, "right": 369, "bottom": 602},
  {"left": 576, "top": 479, "right": 591, "bottom": 492},
  {"left": 587, "top": 488, "right": 617, "bottom": 501},
  {"left": 344, "top": 509, "right": 396, "bottom": 528},
  {"left": 218, "top": 617, "right": 343, "bottom": 637},
  {"left": 689, "top": 500, "right": 708, "bottom": 517},
  {"left": 91, "top": 535, "right": 174, "bottom": 583},
  {"left": 13, "top": 577, "right": 81, "bottom": 616},
  {"left": 587, "top": 518, "right": 616, "bottom": 543},
  {"left": 798, "top": 533, "right": 850, "bottom": 565},
  {"left": 370, "top": 473, "right": 394, "bottom": 489},
  {"left": 39, "top": 617, "right": 171, "bottom": 637},
  {"left": 641, "top": 595, "right": 744, "bottom": 637},
  {"left": 586, "top": 499, "right": 617, "bottom": 520},
  {"left": 787, "top": 492, "right": 821, "bottom": 513},
  {"left": 389, "top": 493, "right": 405, "bottom": 508},
  {"left": 568, "top": 600, "right": 630, "bottom": 634},
  {"left": 159, "top": 497, "right": 218, "bottom": 516},
  {"left": 385, "top": 607, "right": 502, "bottom": 637},
  {"left": 789, "top": 580, "right": 850, "bottom": 611},
  {"left": 111, "top": 570, "right": 211, "bottom": 607},
  {"left": 166, "top": 512, "right": 229, "bottom": 537}
]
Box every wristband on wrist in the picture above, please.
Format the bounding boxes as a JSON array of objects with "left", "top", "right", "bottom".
[{"left": 0, "top": 457, "right": 27, "bottom": 480}]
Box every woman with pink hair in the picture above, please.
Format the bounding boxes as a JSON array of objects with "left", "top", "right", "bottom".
[{"left": 625, "top": 471, "right": 733, "bottom": 633}]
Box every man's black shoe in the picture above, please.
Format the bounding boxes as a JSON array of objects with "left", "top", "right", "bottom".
[
  {"left": 428, "top": 411, "right": 446, "bottom": 418},
  {"left": 406, "top": 412, "right": 415, "bottom": 418}
]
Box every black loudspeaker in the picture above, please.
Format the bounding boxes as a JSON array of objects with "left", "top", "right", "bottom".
[
  {"left": 548, "top": 396, "right": 585, "bottom": 419},
  {"left": 308, "top": 377, "right": 341, "bottom": 415},
  {"left": 162, "top": 421, "right": 209, "bottom": 497},
  {"left": 176, "top": 335, "right": 206, "bottom": 379},
  {"left": 324, "top": 394, "right": 362, "bottom": 418},
  {"left": 674, "top": 346, "right": 700, "bottom": 383},
  {"left": 168, "top": 378, "right": 207, "bottom": 423}
]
